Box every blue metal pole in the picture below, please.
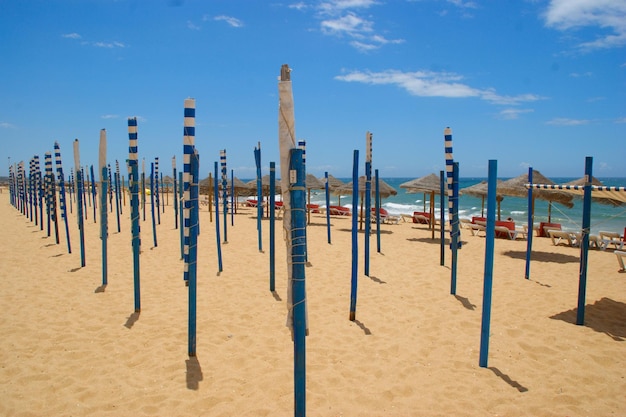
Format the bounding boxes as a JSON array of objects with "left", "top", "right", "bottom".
[
  {"left": 155, "top": 157, "right": 161, "bottom": 225},
  {"left": 179, "top": 171, "right": 184, "bottom": 260},
  {"left": 98, "top": 131, "right": 107, "bottom": 286},
  {"left": 349, "top": 150, "right": 359, "bottom": 321},
  {"left": 576, "top": 157, "right": 593, "bottom": 326},
  {"left": 289, "top": 148, "right": 307, "bottom": 417},
  {"left": 440, "top": 171, "right": 445, "bottom": 266},
  {"left": 214, "top": 161, "right": 223, "bottom": 273},
  {"left": 479, "top": 159, "right": 497, "bottom": 368},
  {"left": 325, "top": 171, "right": 331, "bottom": 244},
  {"left": 364, "top": 161, "right": 371, "bottom": 276},
  {"left": 188, "top": 149, "right": 199, "bottom": 356},
  {"left": 450, "top": 162, "right": 460, "bottom": 294},
  {"left": 150, "top": 162, "right": 157, "bottom": 247},
  {"left": 375, "top": 169, "right": 381, "bottom": 253},
  {"left": 230, "top": 169, "right": 235, "bottom": 226},
  {"left": 524, "top": 167, "right": 534, "bottom": 279},
  {"left": 114, "top": 169, "right": 121, "bottom": 233},
  {"left": 173, "top": 157, "right": 178, "bottom": 230},
  {"left": 128, "top": 118, "right": 141, "bottom": 312},
  {"left": 254, "top": 145, "right": 262, "bottom": 252},
  {"left": 90, "top": 165, "right": 97, "bottom": 223},
  {"left": 73, "top": 139, "right": 86, "bottom": 268},
  {"left": 141, "top": 160, "right": 146, "bottom": 221},
  {"left": 269, "top": 161, "right": 276, "bottom": 292}
]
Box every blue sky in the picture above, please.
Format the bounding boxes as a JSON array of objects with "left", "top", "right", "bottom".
[{"left": 1, "top": 0, "right": 625, "bottom": 180}]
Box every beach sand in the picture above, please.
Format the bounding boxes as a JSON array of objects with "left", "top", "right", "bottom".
[{"left": 1, "top": 190, "right": 625, "bottom": 416}]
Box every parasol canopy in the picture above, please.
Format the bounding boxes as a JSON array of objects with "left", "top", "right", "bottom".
[
  {"left": 335, "top": 175, "right": 397, "bottom": 198},
  {"left": 399, "top": 173, "right": 442, "bottom": 194},
  {"left": 498, "top": 170, "right": 574, "bottom": 209}
]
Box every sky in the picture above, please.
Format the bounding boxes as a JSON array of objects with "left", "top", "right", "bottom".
[{"left": 1, "top": 0, "right": 625, "bottom": 180}]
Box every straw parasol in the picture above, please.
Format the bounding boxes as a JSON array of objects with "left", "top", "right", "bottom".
[
  {"left": 305, "top": 174, "right": 325, "bottom": 224},
  {"left": 459, "top": 180, "right": 504, "bottom": 219},
  {"left": 335, "top": 176, "right": 397, "bottom": 229},
  {"left": 498, "top": 170, "right": 574, "bottom": 222},
  {"left": 321, "top": 174, "right": 346, "bottom": 205}
]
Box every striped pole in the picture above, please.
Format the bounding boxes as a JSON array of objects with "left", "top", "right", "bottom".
[
  {"left": 73, "top": 140, "right": 86, "bottom": 267},
  {"left": 114, "top": 161, "right": 121, "bottom": 232},
  {"left": 128, "top": 118, "right": 141, "bottom": 312},
  {"left": 444, "top": 127, "right": 461, "bottom": 294},
  {"left": 68, "top": 168, "right": 73, "bottom": 215},
  {"left": 27, "top": 158, "right": 34, "bottom": 221},
  {"left": 230, "top": 169, "right": 235, "bottom": 225},
  {"left": 54, "top": 142, "right": 72, "bottom": 253},
  {"left": 90, "top": 165, "right": 97, "bottom": 223},
  {"left": 183, "top": 98, "right": 196, "bottom": 284},
  {"left": 179, "top": 171, "right": 184, "bottom": 259},
  {"left": 220, "top": 149, "right": 228, "bottom": 243},
  {"left": 116, "top": 160, "right": 122, "bottom": 215},
  {"left": 141, "top": 159, "right": 146, "bottom": 221},
  {"left": 155, "top": 157, "right": 161, "bottom": 225},
  {"left": 44, "top": 153, "right": 52, "bottom": 237},
  {"left": 108, "top": 164, "right": 113, "bottom": 213},
  {"left": 324, "top": 172, "right": 331, "bottom": 244},
  {"left": 172, "top": 156, "right": 178, "bottom": 229},
  {"left": 98, "top": 130, "right": 108, "bottom": 286},
  {"left": 364, "top": 132, "right": 372, "bottom": 276},
  {"left": 45, "top": 152, "right": 60, "bottom": 244}
]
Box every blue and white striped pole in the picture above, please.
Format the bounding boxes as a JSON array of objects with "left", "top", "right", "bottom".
[
  {"left": 55, "top": 142, "right": 72, "bottom": 254},
  {"left": 128, "top": 118, "right": 141, "bottom": 312},
  {"left": 183, "top": 98, "right": 196, "bottom": 285},
  {"left": 73, "top": 140, "right": 86, "bottom": 267},
  {"left": 141, "top": 159, "right": 146, "bottom": 221},
  {"left": 444, "top": 127, "right": 461, "bottom": 294},
  {"left": 220, "top": 149, "right": 228, "bottom": 243},
  {"left": 172, "top": 156, "right": 178, "bottom": 230},
  {"left": 46, "top": 152, "right": 60, "bottom": 244},
  {"left": 155, "top": 157, "right": 161, "bottom": 225},
  {"left": 364, "top": 132, "right": 372, "bottom": 276}
]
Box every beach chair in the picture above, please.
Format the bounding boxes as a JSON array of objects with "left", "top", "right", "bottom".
[
  {"left": 329, "top": 205, "right": 350, "bottom": 216},
  {"left": 469, "top": 221, "right": 486, "bottom": 236},
  {"left": 599, "top": 231, "right": 625, "bottom": 251},
  {"left": 495, "top": 225, "right": 521, "bottom": 240},
  {"left": 549, "top": 230, "right": 577, "bottom": 247},
  {"left": 615, "top": 251, "right": 626, "bottom": 272}
]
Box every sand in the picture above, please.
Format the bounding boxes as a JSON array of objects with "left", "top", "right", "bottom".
[{"left": 1, "top": 189, "right": 625, "bottom": 416}]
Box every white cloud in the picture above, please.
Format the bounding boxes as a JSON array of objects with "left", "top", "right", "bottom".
[
  {"left": 289, "top": 2, "right": 309, "bottom": 10},
  {"left": 569, "top": 71, "right": 593, "bottom": 77},
  {"left": 187, "top": 20, "right": 201, "bottom": 30},
  {"left": 546, "top": 117, "right": 590, "bottom": 126},
  {"left": 101, "top": 114, "right": 119, "bottom": 119},
  {"left": 93, "top": 41, "right": 125, "bottom": 48},
  {"left": 543, "top": 0, "right": 626, "bottom": 51},
  {"left": 0, "top": 122, "right": 17, "bottom": 129},
  {"left": 319, "top": 0, "right": 379, "bottom": 13},
  {"left": 615, "top": 116, "right": 626, "bottom": 124},
  {"left": 62, "top": 33, "right": 81, "bottom": 39},
  {"left": 446, "top": 0, "right": 477, "bottom": 9},
  {"left": 321, "top": 13, "right": 372, "bottom": 35},
  {"left": 335, "top": 69, "right": 544, "bottom": 104},
  {"left": 214, "top": 15, "right": 244, "bottom": 28},
  {"left": 498, "top": 108, "right": 534, "bottom": 120}
]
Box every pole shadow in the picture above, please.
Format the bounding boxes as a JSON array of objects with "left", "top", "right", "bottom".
[
  {"left": 367, "top": 275, "right": 386, "bottom": 284},
  {"left": 185, "top": 356, "right": 203, "bottom": 390},
  {"left": 272, "top": 291, "right": 282, "bottom": 301},
  {"left": 488, "top": 367, "right": 528, "bottom": 392},
  {"left": 124, "top": 311, "right": 140, "bottom": 329},
  {"left": 354, "top": 319, "right": 372, "bottom": 335},
  {"left": 94, "top": 285, "right": 107, "bottom": 293},
  {"left": 550, "top": 297, "right": 626, "bottom": 341},
  {"left": 454, "top": 295, "right": 476, "bottom": 310}
]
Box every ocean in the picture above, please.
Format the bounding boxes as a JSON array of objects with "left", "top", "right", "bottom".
[{"left": 305, "top": 177, "right": 626, "bottom": 236}]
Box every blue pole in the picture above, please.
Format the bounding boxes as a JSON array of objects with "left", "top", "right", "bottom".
[
  {"left": 98, "top": 131, "right": 107, "bottom": 286},
  {"left": 114, "top": 169, "right": 121, "bottom": 233},
  {"left": 479, "top": 159, "right": 497, "bottom": 368},
  {"left": 269, "top": 161, "right": 276, "bottom": 292},
  {"left": 214, "top": 161, "right": 223, "bottom": 273},
  {"left": 364, "top": 161, "right": 371, "bottom": 276},
  {"left": 230, "top": 169, "right": 235, "bottom": 226},
  {"left": 375, "top": 169, "right": 381, "bottom": 253},
  {"left": 439, "top": 171, "right": 445, "bottom": 266},
  {"left": 155, "top": 157, "right": 161, "bottom": 225},
  {"left": 150, "top": 162, "right": 157, "bottom": 247},
  {"left": 128, "top": 118, "right": 141, "bottom": 312},
  {"left": 324, "top": 171, "right": 331, "bottom": 244},
  {"left": 90, "top": 165, "right": 97, "bottom": 223},
  {"left": 290, "top": 148, "right": 307, "bottom": 417},
  {"left": 450, "top": 162, "right": 460, "bottom": 294},
  {"left": 115, "top": 160, "right": 122, "bottom": 216},
  {"left": 188, "top": 149, "right": 199, "bottom": 356},
  {"left": 254, "top": 146, "right": 262, "bottom": 252},
  {"left": 173, "top": 157, "right": 178, "bottom": 230},
  {"left": 141, "top": 160, "right": 146, "bottom": 221},
  {"left": 349, "top": 150, "right": 359, "bottom": 321},
  {"left": 73, "top": 139, "right": 86, "bottom": 268},
  {"left": 576, "top": 157, "right": 593, "bottom": 326},
  {"left": 524, "top": 167, "right": 534, "bottom": 279},
  {"left": 179, "top": 171, "right": 184, "bottom": 260},
  {"left": 183, "top": 99, "right": 196, "bottom": 284}
]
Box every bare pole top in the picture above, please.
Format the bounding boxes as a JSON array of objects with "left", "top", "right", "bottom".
[{"left": 281, "top": 64, "right": 291, "bottom": 81}]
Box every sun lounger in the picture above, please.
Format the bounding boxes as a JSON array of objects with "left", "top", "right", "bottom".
[
  {"left": 599, "top": 231, "right": 625, "bottom": 251},
  {"left": 494, "top": 225, "right": 521, "bottom": 240},
  {"left": 615, "top": 250, "right": 626, "bottom": 272},
  {"left": 549, "top": 230, "right": 577, "bottom": 247},
  {"left": 329, "top": 205, "right": 351, "bottom": 216},
  {"left": 469, "top": 222, "right": 486, "bottom": 236}
]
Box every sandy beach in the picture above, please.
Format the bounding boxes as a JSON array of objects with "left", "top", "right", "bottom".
[{"left": 1, "top": 189, "right": 625, "bottom": 416}]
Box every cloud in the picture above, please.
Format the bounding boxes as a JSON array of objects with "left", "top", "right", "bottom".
[
  {"left": 498, "top": 108, "right": 534, "bottom": 120},
  {"left": 0, "top": 122, "right": 17, "bottom": 129},
  {"left": 543, "top": 0, "right": 626, "bottom": 51},
  {"left": 319, "top": 0, "right": 379, "bottom": 13},
  {"left": 569, "top": 71, "right": 593, "bottom": 77},
  {"left": 62, "top": 33, "right": 81, "bottom": 39},
  {"left": 615, "top": 116, "right": 626, "bottom": 124},
  {"left": 101, "top": 114, "right": 119, "bottom": 119},
  {"left": 335, "top": 69, "right": 544, "bottom": 104},
  {"left": 93, "top": 41, "right": 125, "bottom": 48},
  {"left": 546, "top": 117, "right": 590, "bottom": 126},
  {"left": 321, "top": 12, "right": 372, "bottom": 35},
  {"left": 214, "top": 15, "right": 244, "bottom": 28},
  {"left": 446, "top": 0, "right": 477, "bottom": 9},
  {"left": 187, "top": 20, "right": 201, "bottom": 30},
  {"left": 289, "top": 2, "right": 309, "bottom": 11}
]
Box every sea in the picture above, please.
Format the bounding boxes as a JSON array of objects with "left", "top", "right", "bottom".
[{"left": 304, "top": 177, "right": 626, "bottom": 236}]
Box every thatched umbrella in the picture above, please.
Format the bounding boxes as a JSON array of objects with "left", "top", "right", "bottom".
[
  {"left": 564, "top": 177, "right": 623, "bottom": 207},
  {"left": 459, "top": 180, "right": 504, "bottom": 219},
  {"left": 305, "top": 174, "right": 325, "bottom": 224},
  {"left": 400, "top": 173, "right": 442, "bottom": 237},
  {"left": 335, "top": 176, "right": 397, "bottom": 229},
  {"left": 321, "top": 174, "right": 346, "bottom": 205},
  {"left": 245, "top": 175, "right": 282, "bottom": 216},
  {"left": 498, "top": 170, "right": 574, "bottom": 222}
]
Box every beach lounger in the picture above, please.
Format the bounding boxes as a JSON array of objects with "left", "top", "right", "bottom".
[
  {"left": 549, "top": 230, "right": 577, "bottom": 247},
  {"left": 329, "top": 205, "right": 351, "bottom": 216},
  {"left": 615, "top": 250, "right": 626, "bottom": 272},
  {"left": 495, "top": 225, "right": 521, "bottom": 240},
  {"left": 469, "top": 222, "right": 486, "bottom": 236},
  {"left": 599, "top": 231, "right": 625, "bottom": 251}
]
